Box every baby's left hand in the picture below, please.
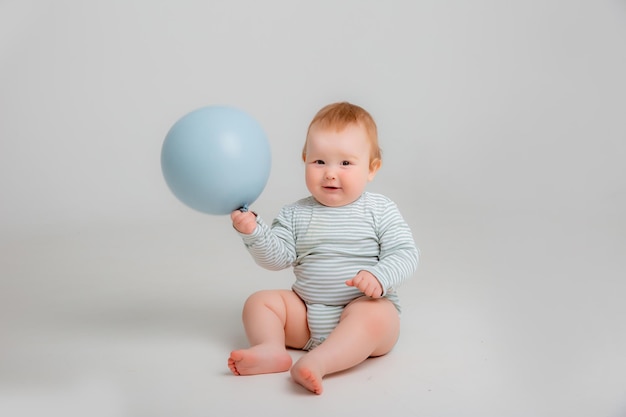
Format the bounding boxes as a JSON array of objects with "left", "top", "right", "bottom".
[{"left": 346, "top": 270, "right": 383, "bottom": 298}]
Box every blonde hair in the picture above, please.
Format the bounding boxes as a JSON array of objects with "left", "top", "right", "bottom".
[{"left": 302, "top": 102, "right": 382, "bottom": 166}]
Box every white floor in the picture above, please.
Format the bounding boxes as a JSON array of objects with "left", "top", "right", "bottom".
[{"left": 1, "top": 208, "right": 625, "bottom": 417}]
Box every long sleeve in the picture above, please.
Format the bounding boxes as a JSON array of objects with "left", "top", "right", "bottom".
[
  {"left": 366, "top": 201, "right": 419, "bottom": 296},
  {"left": 238, "top": 207, "right": 297, "bottom": 271}
]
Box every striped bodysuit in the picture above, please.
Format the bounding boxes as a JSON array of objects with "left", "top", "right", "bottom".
[{"left": 238, "top": 192, "right": 419, "bottom": 350}]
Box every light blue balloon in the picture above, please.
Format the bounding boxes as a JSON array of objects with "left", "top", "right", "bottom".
[{"left": 161, "top": 106, "right": 271, "bottom": 215}]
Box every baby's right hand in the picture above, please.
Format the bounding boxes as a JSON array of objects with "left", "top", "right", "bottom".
[{"left": 231, "top": 209, "right": 257, "bottom": 234}]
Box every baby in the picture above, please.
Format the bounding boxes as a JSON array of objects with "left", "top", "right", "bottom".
[{"left": 228, "top": 101, "right": 419, "bottom": 394}]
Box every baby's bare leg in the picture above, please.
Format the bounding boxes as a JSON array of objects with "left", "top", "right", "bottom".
[
  {"left": 290, "top": 297, "right": 400, "bottom": 394},
  {"left": 228, "top": 289, "right": 309, "bottom": 376}
]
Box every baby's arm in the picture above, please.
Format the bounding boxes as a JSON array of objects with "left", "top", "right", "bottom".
[
  {"left": 232, "top": 206, "right": 297, "bottom": 271},
  {"left": 365, "top": 202, "right": 419, "bottom": 296}
]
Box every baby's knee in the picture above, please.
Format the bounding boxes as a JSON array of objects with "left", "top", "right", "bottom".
[
  {"left": 343, "top": 298, "right": 398, "bottom": 327},
  {"left": 243, "top": 289, "right": 278, "bottom": 309},
  {"left": 242, "top": 289, "right": 299, "bottom": 317}
]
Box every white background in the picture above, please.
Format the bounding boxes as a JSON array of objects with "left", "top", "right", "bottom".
[{"left": 1, "top": 1, "right": 625, "bottom": 416}]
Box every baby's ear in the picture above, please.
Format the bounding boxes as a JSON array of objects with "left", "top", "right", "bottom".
[{"left": 368, "top": 158, "right": 382, "bottom": 181}]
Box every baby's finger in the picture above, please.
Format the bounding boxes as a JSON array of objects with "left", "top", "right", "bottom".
[{"left": 231, "top": 210, "right": 243, "bottom": 222}]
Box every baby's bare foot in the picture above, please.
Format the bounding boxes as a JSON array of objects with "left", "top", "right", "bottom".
[
  {"left": 228, "top": 345, "right": 292, "bottom": 376},
  {"left": 291, "top": 360, "right": 323, "bottom": 395}
]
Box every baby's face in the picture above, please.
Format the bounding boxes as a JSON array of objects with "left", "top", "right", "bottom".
[{"left": 304, "top": 123, "right": 379, "bottom": 207}]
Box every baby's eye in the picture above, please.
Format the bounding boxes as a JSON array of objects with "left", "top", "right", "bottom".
[
  {"left": 341, "top": 161, "right": 351, "bottom": 166},
  {"left": 314, "top": 160, "right": 325, "bottom": 165}
]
